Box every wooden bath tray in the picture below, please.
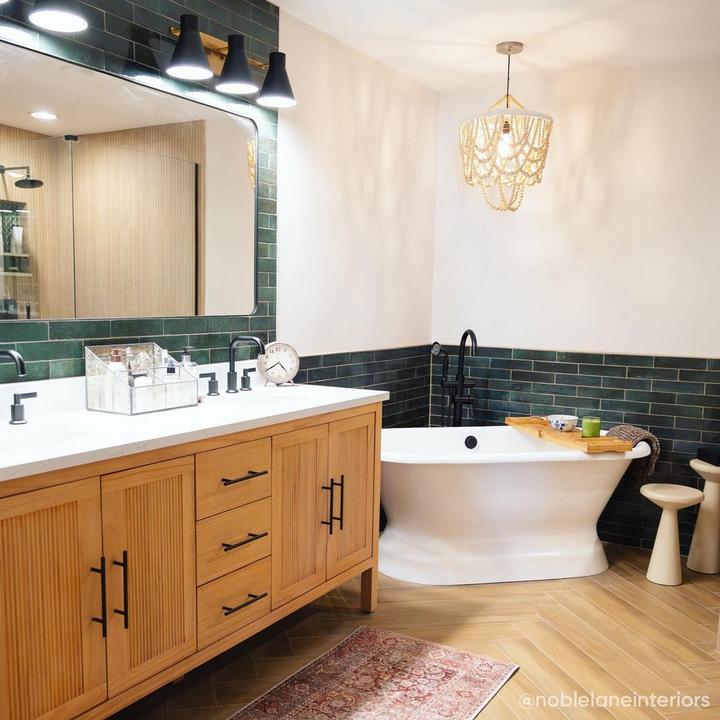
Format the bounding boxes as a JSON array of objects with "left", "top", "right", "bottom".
[{"left": 505, "top": 416, "right": 633, "bottom": 454}]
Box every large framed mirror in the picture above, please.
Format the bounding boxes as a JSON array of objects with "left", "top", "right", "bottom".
[{"left": 0, "top": 41, "right": 258, "bottom": 321}]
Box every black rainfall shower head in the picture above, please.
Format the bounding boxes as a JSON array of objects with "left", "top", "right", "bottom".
[
  {"left": 15, "top": 175, "right": 43, "bottom": 189},
  {"left": 0, "top": 165, "right": 43, "bottom": 189}
]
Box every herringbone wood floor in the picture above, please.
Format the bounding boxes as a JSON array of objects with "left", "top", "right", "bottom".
[{"left": 113, "top": 544, "right": 720, "bottom": 720}]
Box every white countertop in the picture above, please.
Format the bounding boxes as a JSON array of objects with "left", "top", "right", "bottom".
[{"left": 0, "top": 366, "right": 388, "bottom": 482}]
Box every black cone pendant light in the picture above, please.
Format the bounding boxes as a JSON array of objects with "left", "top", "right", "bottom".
[
  {"left": 165, "top": 15, "right": 296, "bottom": 106},
  {"left": 29, "top": 0, "right": 88, "bottom": 33},
  {"left": 216, "top": 35, "right": 258, "bottom": 95},
  {"left": 257, "top": 52, "right": 296, "bottom": 108},
  {"left": 167, "top": 14, "right": 213, "bottom": 81}
]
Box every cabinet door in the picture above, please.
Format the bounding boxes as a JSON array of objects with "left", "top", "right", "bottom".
[
  {"left": 0, "top": 479, "right": 106, "bottom": 720},
  {"left": 326, "top": 414, "right": 375, "bottom": 580},
  {"left": 102, "top": 457, "right": 196, "bottom": 696},
  {"left": 271, "top": 425, "right": 328, "bottom": 608}
]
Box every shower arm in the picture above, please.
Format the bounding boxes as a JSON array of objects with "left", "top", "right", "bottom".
[{"left": 0, "top": 165, "right": 31, "bottom": 175}]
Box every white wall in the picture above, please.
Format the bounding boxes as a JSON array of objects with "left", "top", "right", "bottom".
[
  {"left": 204, "top": 115, "right": 255, "bottom": 315},
  {"left": 432, "top": 60, "right": 720, "bottom": 357},
  {"left": 277, "top": 12, "right": 437, "bottom": 356}
]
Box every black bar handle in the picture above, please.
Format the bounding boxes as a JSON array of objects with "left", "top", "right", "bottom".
[
  {"left": 222, "top": 469, "right": 268, "bottom": 486},
  {"left": 332, "top": 474, "right": 345, "bottom": 530},
  {"left": 222, "top": 592, "right": 268, "bottom": 616},
  {"left": 320, "top": 482, "right": 334, "bottom": 534},
  {"left": 113, "top": 550, "right": 129, "bottom": 629},
  {"left": 91, "top": 556, "right": 107, "bottom": 638},
  {"left": 222, "top": 531, "right": 268, "bottom": 552}
]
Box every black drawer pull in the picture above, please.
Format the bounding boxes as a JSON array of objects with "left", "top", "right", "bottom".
[
  {"left": 113, "top": 550, "right": 129, "bottom": 629},
  {"left": 91, "top": 556, "right": 107, "bottom": 638},
  {"left": 222, "top": 531, "right": 268, "bottom": 552},
  {"left": 222, "top": 469, "right": 268, "bottom": 486},
  {"left": 222, "top": 592, "right": 268, "bottom": 616}
]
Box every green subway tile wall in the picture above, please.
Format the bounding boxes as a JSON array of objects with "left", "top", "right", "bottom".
[
  {"left": 300, "top": 346, "right": 430, "bottom": 429},
  {"left": 0, "top": 0, "right": 279, "bottom": 374},
  {"left": 430, "top": 346, "right": 720, "bottom": 553}
]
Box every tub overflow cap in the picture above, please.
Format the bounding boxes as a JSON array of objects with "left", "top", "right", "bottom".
[{"left": 465, "top": 435, "right": 478, "bottom": 449}]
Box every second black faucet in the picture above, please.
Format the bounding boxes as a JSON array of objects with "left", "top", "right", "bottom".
[{"left": 227, "top": 336, "right": 266, "bottom": 393}]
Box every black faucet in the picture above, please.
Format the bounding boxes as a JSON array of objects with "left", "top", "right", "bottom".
[
  {"left": 227, "top": 336, "right": 266, "bottom": 393},
  {"left": 451, "top": 329, "right": 477, "bottom": 427},
  {"left": 0, "top": 349, "right": 26, "bottom": 378}
]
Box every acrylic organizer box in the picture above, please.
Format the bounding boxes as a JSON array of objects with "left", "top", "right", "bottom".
[{"left": 85, "top": 342, "right": 198, "bottom": 415}]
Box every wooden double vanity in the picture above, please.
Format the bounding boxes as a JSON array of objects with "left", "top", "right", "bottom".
[{"left": 0, "top": 390, "right": 384, "bottom": 720}]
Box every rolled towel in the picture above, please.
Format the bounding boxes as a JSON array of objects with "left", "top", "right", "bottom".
[{"left": 606, "top": 424, "right": 660, "bottom": 482}]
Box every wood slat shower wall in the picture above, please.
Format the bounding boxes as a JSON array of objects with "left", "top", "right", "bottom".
[
  {"left": 0, "top": 123, "right": 75, "bottom": 318},
  {"left": 72, "top": 121, "right": 204, "bottom": 318}
]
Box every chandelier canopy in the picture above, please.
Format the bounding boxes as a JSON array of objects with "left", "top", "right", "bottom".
[{"left": 459, "top": 42, "right": 553, "bottom": 212}]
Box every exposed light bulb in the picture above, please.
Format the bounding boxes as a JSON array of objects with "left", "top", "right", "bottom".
[{"left": 497, "top": 119, "right": 513, "bottom": 159}]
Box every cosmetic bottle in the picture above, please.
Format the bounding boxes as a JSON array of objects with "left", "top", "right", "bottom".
[
  {"left": 10, "top": 225, "right": 23, "bottom": 255},
  {"left": 180, "top": 346, "right": 198, "bottom": 378},
  {"left": 105, "top": 348, "right": 126, "bottom": 411}
]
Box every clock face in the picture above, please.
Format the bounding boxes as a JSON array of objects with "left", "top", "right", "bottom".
[{"left": 258, "top": 342, "right": 300, "bottom": 385}]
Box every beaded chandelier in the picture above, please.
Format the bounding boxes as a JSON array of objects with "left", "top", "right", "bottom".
[{"left": 459, "top": 42, "right": 553, "bottom": 212}]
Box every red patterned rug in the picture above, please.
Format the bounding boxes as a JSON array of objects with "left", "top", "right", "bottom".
[{"left": 228, "top": 625, "right": 518, "bottom": 719}]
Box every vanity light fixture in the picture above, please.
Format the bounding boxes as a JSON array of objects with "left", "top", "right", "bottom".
[
  {"left": 459, "top": 42, "right": 553, "bottom": 212},
  {"left": 257, "top": 52, "right": 296, "bottom": 108},
  {"left": 216, "top": 34, "right": 258, "bottom": 95},
  {"left": 29, "top": 0, "right": 89, "bottom": 33},
  {"left": 168, "top": 24, "right": 296, "bottom": 107},
  {"left": 30, "top": 110, "right": 57, "bottom": 120},
  {"left": 166, "top": 14, "right": 213, "bottom": 81}
]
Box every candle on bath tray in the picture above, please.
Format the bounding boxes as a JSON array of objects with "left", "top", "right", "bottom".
[{"left": 582, "top": 417, "right": 602, "bottom": 438}]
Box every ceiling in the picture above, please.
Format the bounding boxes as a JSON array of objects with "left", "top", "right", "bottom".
[
  {"left": 275, "top": 0, "right": 720, "bottom": 91},
  {"left": 0, "top": 40, "right": 251, "bottom": 136}
]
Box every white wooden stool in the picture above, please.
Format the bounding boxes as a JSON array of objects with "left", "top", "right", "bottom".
[
  {"left": 640, "top": 483, "right": 704, "bottom": 586},
  {"left": 688, "top": 459, "right": 720, "bottom": 574}
]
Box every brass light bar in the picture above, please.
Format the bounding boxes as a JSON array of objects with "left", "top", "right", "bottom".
[{"left": 169, "top": 26, "right": 268, "bottom": 76}]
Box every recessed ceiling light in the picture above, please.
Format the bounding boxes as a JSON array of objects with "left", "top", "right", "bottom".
[{"left": 30, "top": 110, "right": 58, "bottom": 121}]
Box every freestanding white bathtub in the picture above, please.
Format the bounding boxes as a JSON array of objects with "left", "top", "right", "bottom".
[{"left": 379, "top": 425, "right": 650, "bottom": 585}]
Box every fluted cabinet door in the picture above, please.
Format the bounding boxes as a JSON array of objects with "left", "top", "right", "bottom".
[
  {"left": 271, "top": 425, "right": 329, "bottom": 608},
  {"left": 0, "top": 479, "right": 106, "bottom": 720},
  {"left": 326, "top": 414, "right": 375, "bottom": 580},
  {"left": 102, "top": 457, "right": 196, "bottom": 697}
]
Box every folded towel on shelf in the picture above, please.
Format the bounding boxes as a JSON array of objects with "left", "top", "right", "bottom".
[{"left": 607, "top": 424, "right": 660, "bottom": 482}]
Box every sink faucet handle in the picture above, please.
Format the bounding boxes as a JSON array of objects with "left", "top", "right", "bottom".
[
  {"left": 10, "top": 391, "right": 37, "bottom": 425},
  {"left": 199, "top": 372, "right": 219, "bottom": 396},
  {"left": 241, "top": 367, "right": 256, "bottom": 392}
]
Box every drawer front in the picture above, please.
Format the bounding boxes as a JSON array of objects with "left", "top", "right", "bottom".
[
  {"left": 196, "top": 438, "right": 271, "bottom": 519},
  {"left": 197, "top": 498, "right": 271, "bottom": 585},
  {"left": 198, "top": 557, "right": 271, "bottom": 649}
]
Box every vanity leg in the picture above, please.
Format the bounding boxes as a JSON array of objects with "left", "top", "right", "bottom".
[{"left": 360, "top": 565, "right": 378, "bottom": 612}]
